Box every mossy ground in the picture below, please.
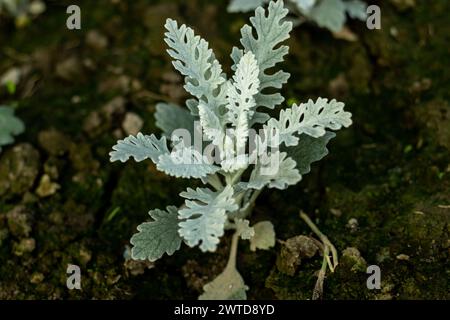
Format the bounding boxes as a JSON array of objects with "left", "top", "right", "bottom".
[{"left": 0, "top": 0, "right": 448, "bottom": 299}]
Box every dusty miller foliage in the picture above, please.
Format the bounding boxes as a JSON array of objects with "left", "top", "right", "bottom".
[
  {"left": 0, "top": 105, "right": 24, "bottom": 153},
  {"left": 110, "top": 0, "right": 352, "bottom": 299},
  {"left": 228, "top": 0, "right": 368, "bottom": 33}
]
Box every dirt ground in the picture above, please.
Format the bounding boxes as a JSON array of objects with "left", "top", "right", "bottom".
[{"left": 0, "top": 0, "right": 448, "bottom": 299}]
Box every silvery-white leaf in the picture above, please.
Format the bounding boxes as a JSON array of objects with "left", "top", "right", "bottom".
[
  {"left": 232, "top": 0, "right": 292, "bottom": 120},
  {"left": 110, "top": 133, "right": 169, "bottom": 163},
  {"left": 344, "top": 0, "right": 367, "bottom": 21},
  {"left": 0, "top": 105, "right": 24, "bottom": 152},
  {"left": 130, "top": 206, "right": 182, "bottom": 261},
  {"left": 271, "top": 97, "right": 352, "bottom": 146},
  {"left": 198, "top": 102, "right": 224, "bottom": 145},
  {"left": 227, "top": 51, "right": 260, "bottom": 123},
  {"left": 308, "top": 0, "right": 346, "bottom": 32},
  {"left": 227, "top": 0, "right": 267, "bottom": 13},
  {"left": 178, "top": 186, "right": 238, "bottom": 252},
  {"left": 248, "top": 151, "right": 301, "bottom": 190},
  {"left": 235, "top": 219, "right": 255, "bottom": 240},
  {"left": 199, "top": 262, "right": 248, "bottom": 300},
  {"left": 155, "top": 102, "right": 195, "bottom": 138},
  {"left": 250, "top": 221, "right": 276, "bottom": 251},
  {"left": 293, "top": 0, "right": 316, "bottom": 13},
  {"left": 227, "top": 52, "right": 260, "bottom": 152},
  {"left": 157, "top": 146, "right": 219, "bottom": 178},
  {"left": 164, "top": 19, "right": 227, "bottom": 115}
]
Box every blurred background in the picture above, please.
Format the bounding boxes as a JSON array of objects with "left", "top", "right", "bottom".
[{"left": 0, "top": 0, "right": 448, "bottom": 299}]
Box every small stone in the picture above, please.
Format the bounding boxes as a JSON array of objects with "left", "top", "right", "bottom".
[
  {"left": 35, "top": 174, "right": 60, "bottom": 198},
  {"left": 0, "top": 143, "right": 40, "bottom": 199},
  {"left": 30, "top": 272, "right": 45, "bottom": 284},
  {"left": 55, "top": 56, "right": 82, "bottom": 81},
  {"left": 276, "top": 235, "right": 319, "bottom": 276},
  {"left": 396, "top": 253, "right": 410, "bottom": 261},
  {"left": 102, "top": 96, "right": 126, "bottom": 117},
  {"left": 13, "top": 238, "right": 36, "bottom": 256},
  {"left": 122, "top": 112, "right": 144, "bottom": 136},
  {"left": 71, "top": 95, "right": 81, "bottom": 104},
  {"left": 86, "top": 30, "right": 109, "bottom": 51},
  {"left": 1, "top": 67, "right": 21, "bottom": 87},
  {"left": 83, "top": 97, "right": 126, "bottom": 137},
  {"left": 79, "top": 247, "right": 92, "bottom": 265},
  {"left": 330, "top": 208, "right": 342, "bottom": 217},
  {"left": 6, "top": 206, "right": 32, "bottom": 237},
  {"left": 346, "top": 218, "right": 359, "bottom": 232},
  {"left": 38, "top": 129, "right": 71, "bottom": 156},
  {"left": 98, "top": 75, "right": 131, "bottom": 94},
  {"left": 83, "top": 111, "right": 102, "bottom": 136},
  {"left": 29, "top": 1, "right": 46, "bottom": 15}
]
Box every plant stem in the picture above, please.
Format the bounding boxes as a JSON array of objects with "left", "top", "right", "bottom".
[
  {"left": 299, "top": 211, "right": 338, "bottom": 272},
  {"left": 226, "top": 231, "right": 240, "bottom": 270},
  {"left": 240, "top": 188, "right": 262, "bottom": 218},
  {"left": 206, "top": 174, "right": 224, "bottom": 191},
  {"left": 312, "top": 245, "right": 329, "bottom": 300}
]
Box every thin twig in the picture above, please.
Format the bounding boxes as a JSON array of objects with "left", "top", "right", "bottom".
[{"left": 299, "top": 211, "right": 338, "bottom": 271}]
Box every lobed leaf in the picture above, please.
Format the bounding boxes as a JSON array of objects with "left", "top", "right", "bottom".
[
  {"left": 164, "top": 18, "right": 227, "bottom": 115},
  {"left": 249, "top": 221, "right": 276, "bottom": 251},
  {"left": 178, "top": 186, "right": 238, "bottom": 252},
  {"left": 154, "top": 102, "right": 195, "bottom": 138},
  {"left": 248, "top": 151, "right": 301, "bottom": 190},
  {"left": 130, "top": 206, "right": 182, "bottom": 261},
  {"left": 232, "top": 0, "right": 292, "bottom": 119},
  {"left": 109, "top": 133, "right": 169, "bottom": 163},
  {"left": 270, "top": 97, "right": 352, "bottom": 146}
]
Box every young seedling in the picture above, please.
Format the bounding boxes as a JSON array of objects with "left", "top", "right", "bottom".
[{"left": 110, "top": 0, "right": 352, "bottom": 299}]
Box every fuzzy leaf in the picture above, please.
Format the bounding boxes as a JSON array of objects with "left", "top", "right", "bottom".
[
  {"left": 0, "top": 106, "right": 24, "bottom": 152},
  {"left": 228, "top": 0, "right": 267, "bottom": 12},
  {"left": 345, "top": 0, "right": 367, "bottom": 21},
  {"left": 235, "top": 219, "right": 255, "bottom": 240},
  {"left": 250, "top": 221, "right": 276, "bottom": 251},
  {"left": 178, "top": 186, "right": 238, "bottom": 252},
  {"left": 271, "top": 98, "right": 352, "bottom": 146},
  {"left": 227, "top": 51, "right": 260, "bottom": 124},
  {"left": 226, "top": 52, "right": 260, "bottom": 155},
  {"left": 154, "top": 102, "right": 195, "bottom": 138},
  {"left": 285, "top": 131, "right": 335, "bottom": 175},
  {"left": 199, "top": 263, "right": 248, "bottom": 300},
  {"left": 198, "top": 102, "right": 224, "bottom": 145},
  {"left": 164, "top": 18, "right": 227, "bottom": 115},
  {"left": 157, "top": 146, "right": 219, "bottom": 179},
  {"left": 232, "top": 0, "right": 292, "bottom": 117},
  {"left": 308, "top": 0, "right": 346, "bottom": 32},
  {"left": 248, "top": 151, "right": 301, "bottom": 190},
  {"left": 130, "top": 206, "right": 182, "bottom": 261},
  {"left": 293, "top": 0, "right": 317, "bottom": 13},
  {"left": 109, "top": 133, "right": 169, "bottom": 163}
]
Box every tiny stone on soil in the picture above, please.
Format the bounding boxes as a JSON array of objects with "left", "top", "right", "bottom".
[
  {"left": 122, "top": 112, "right": 144, "bottom": 136},
  {"left": 35, "top": 174, "right": 60, "bottom": 198}
]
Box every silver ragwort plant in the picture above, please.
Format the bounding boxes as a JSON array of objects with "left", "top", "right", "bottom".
[{"left": 110, "top": 0, "right": 352, "bottom": 299}]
